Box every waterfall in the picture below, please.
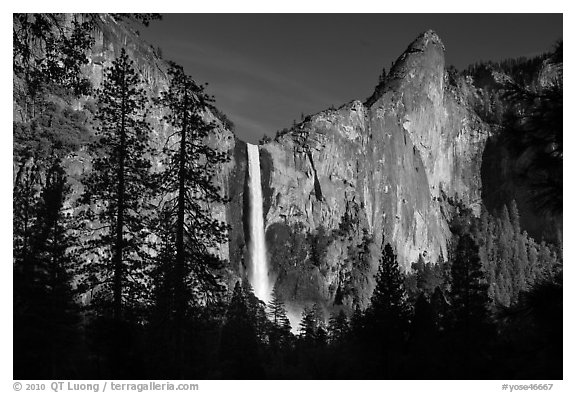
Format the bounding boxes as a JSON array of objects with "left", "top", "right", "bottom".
[{"left": 247, "top": 143, "right": 272, "bottom": 303}]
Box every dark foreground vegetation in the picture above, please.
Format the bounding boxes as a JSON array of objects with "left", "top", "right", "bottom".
[{"left": 14, "top": 194, "right": 563, "bottom": 379}]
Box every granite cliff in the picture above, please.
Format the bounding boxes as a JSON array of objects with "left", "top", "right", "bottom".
[
  {"left": 14, "top": 17, "right": 492, "bottom": 315},
  {"left": 255, "top": 31, "right": 489, "bottom": 312}
]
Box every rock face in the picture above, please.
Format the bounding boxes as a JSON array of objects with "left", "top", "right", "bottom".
[
  {"left": 14, "top": 18, "right": 491, "bottom": 316},
  {"left": 256, "top": 30, "right": 489, "bottom": 312}
]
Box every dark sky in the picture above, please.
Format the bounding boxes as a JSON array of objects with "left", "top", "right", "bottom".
[{"left": 141, "top": 14, "right": 562, "bottom": 144}]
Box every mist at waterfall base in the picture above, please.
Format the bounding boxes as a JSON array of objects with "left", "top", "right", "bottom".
[{"left": 247, "top": 143, "right": 308, "bottom": 333}]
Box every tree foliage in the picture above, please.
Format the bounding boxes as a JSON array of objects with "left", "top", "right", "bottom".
[
  {"left": 267, "top": 285, "right": 292, "bottom": 349},
  {"left": 110, "top": 14, "right": 162, "bottom": 27},
  {"left": 14, "top": 162, "right": 82, "bottom": 378},
  {"left": 153, "top": 62, "right": 230, "bottom": 308},
  {"left": 13, "top": 13, "right": 95, "bottom": 107},
  {"left": 450, "top": 234, "right": 490, "bottom": 331},
  {"left": 77, "top": 48, "right": 153, "bottom": 321},
  {"left": 366, "top": 243, "right": 410, "bottom": 337},
  {"left": 218, "top": 282, "right": 263, "bottom": 379}
]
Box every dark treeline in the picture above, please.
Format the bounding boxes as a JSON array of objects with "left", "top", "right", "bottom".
[{"left": 13, "top": 14, "right": 562, "bottom": 380}]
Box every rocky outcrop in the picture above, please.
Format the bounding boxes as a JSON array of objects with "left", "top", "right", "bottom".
[
  {"left": 13, "top": 18, "right": 492, "bottom": 316},
  {"left": 67, "top": 25, "right": 491, "bottom": 312},
  {"left": 258, "top": 30, "right": 489, "bottom": 311}
]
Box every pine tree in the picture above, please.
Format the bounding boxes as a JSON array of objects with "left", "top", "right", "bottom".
[
  {"left": 219, "top": 282, "right": 263, "bottom": 379},
  {"left": 349, "top": 304, "right": 365, "bottom": 341},
  {"left": 478, "top": 207, "right": 497, "bottom": 300},
  {"left": 267, "top": 285, "right": 290, "bottom": 326},
  {"left": 449, "top": 234, "right": 492, "bottom": 376},
  {"left": 438, "top": 250, "right": 452, "bottom": 294},
  {"left": 296, "top": 302, "right": 326, "bottom": 349},
  {"left": 13, "top": 14, "right": 95, "bottom": 117},
  {"left": 509, "top": 200, "right": 521, "bottom": 235},
  {"left": 364, "top": 242, "right": 410, "bottom": 377},
  {"left": 13, "top": 162, "right": 41, "bottom": 270},
  {"left": 154, "top": 62, "right": 230, "bottom": 374},
  {"left": 154, "top": 62, "right": 230, "bottom": 309},
  {"left": 537, "top": 242, "right": 556, "bottom": 278},
  {"left": 526, "top": 237, "right": 540, "bottom": 283},
  {"left": 241, "top": 279, "right": 269, "bottom": 342},
  {"left": 29, "top": 162, "right": 76, "bottom": 277},
  {"left": 409, "top": 293, "right": 436, "bottom": 363},
  {"left": 367, "top": 243, "right": 410, "bottom": 336},
  {"left": 78, "top": 48, "right": 153, "bottom": 323},
  {"left": 494, "top": 207, "right": 514, "bottom": 305},
  {"left": 316, "top": 324, "right": 328, "bottom": 347},
  {"left": 147, "top": 206, "right": 180, "bottom": 376},
  {"left": 413, "top": 255, "right": 444, "bottom": 297},
  {"left": 430, "top": 287, "right": 449, "bottom": 333},
  {"left": 503, "top": 201, "right": 527, "bottom": 299},
  {"left": 299, "top": 306, "right": 318, "bottom": 343},
  {"left": 327, "top": 310, "right": 349, "bottom": 345},
  {"left": 409, "top": 293, "right": 441, "bottom": 378},
  {"left": 14, "top": 14, "right": 159, "bottom": 108},
  {"left": 14, "top": 162, "right": 81, "bottom": 378},
  {"left": 378, "top": 67, "right": 387, "bottom": 84},
  {"left": 450, "top": 234, "right": 490, "bottom": 337},
  {"left": 501, "top": 205, "right": 514, "bottom": 237},
  {"left": 267, "top": 285, "right": 292, "bottom": 349},
  {"left": 410, "top": 294, "right": 435, "bottom": 338},
  {"left": 513, "top": 231, "right": 529, "bottom": 297},
  {"left": 110, "top": 13, "right": 162, "bottom": 27}
]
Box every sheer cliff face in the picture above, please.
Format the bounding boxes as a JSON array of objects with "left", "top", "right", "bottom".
[
  {"left": 70, "top": 26, "right": 490, "bottom": 310},
  {"left": 15, "top": 19, "right": 489, "bottom": 311},
  {"left": 257, "top": 31, "right": 489, "bottom": 309}
]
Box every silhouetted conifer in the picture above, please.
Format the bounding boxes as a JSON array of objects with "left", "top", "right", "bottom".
[
  {"left": 408, "top": 293, "right": 437, "bottom": 377},
  {"left": 267, "top": 285, "right": 292, "bottom": 349},
  {"left": 299, "top": 306, "right": 318, "bottom": 343},
  {"left": 154, "top": 62, "right": 230, "bottom": 314},
  {"left": 349, "top": 304, "right": 365, "bottom": 341},
  {"left": 152, "top": 62, "right": 232, "bottom": 375},
  {"left": 219, "top": 282, "right": 263, "bottom": 379},
  {"left": 13, "top": 163, "right": 41, "bottom": 269},
  {"left": 327, "top": 310, "right": 349, "bottom": 345},
  {"left": 241, "top": 279, "right": 269, "bottom": 342},
  {"left": 451, "top": 234, "right": 490, "bottom": 328},
  {"left": 14, "top": 162, "right": 81, "bottom": 378},
  {"left": 366, "top": 243, "right": 410, "bottom": 337},
  {"left": 78, "top": 48, "right": 153, "bottom": 323},
  {"left": 430, "top": 287, "right": 449, "bottom": 332},
  {"left": 364, "top": 242, "right": 410, "bottom": 377},
  {"left": 449, "top": 234, "right": 492, "bottom": 376}
]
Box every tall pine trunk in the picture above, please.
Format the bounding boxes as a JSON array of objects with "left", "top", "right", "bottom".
[
  {"left": 173, "top": 88, "right": 189, "bottom": 376},
  {"left": 114, "top": 75, "right": 127, "bottom": 324}
]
